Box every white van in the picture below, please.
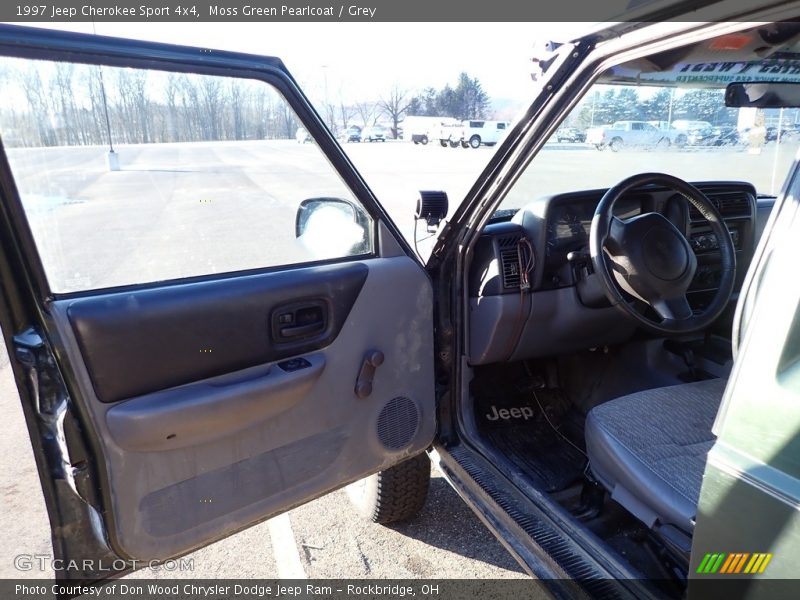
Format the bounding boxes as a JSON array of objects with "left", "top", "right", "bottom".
[
  {"left": 460, "top": 120, "right": 510, "bottom": 148},
  {"left": 402, "top": 116, "right": 446, "bottom": 145},
  {"left": 401, "top": 116, "right": 464, "bottom": 146}
]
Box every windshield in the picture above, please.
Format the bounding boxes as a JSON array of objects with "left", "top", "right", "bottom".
[
  {"left": 501, "top": 83, "right": 797, "bottom": 210},
  {"left": 501, "top": 24, "right": 800, "bottom": 210}
]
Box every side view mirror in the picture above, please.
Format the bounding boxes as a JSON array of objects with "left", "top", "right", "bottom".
[{"left": 295, "top": 197, "right": 371, "bottom": 259}]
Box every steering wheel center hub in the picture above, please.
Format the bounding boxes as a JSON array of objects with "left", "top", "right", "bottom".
[
  {"left": 642, "top": 225, "right": 690, "bottom": 281},
  {"left": 589, "top": 172, "right": 737, "bottom": 335}
]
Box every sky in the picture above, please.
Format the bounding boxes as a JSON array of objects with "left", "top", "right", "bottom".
[{"left": 15, "top": 22, "right": 593, "bottom": 111}]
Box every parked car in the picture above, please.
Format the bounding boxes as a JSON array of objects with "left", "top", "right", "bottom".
[
  {"left": 6, "top": 9, "right": 800, "bottom": 595},
  {"left": 688, "top": 125, "right": 740, "bottom": 146},
  {"left": 765, "top": 125, "right": 798, "bottom": 143},
  {"left": 556, "top": 126, "right": 586, "bottom": 143},
  {"left": 362, "top": 125, "right": 388, "bottom": 142},
  {"left": 670, "top": 119, "right": 714, "bottom": 146},
  {"left": 585, "top": 120, "right": 669, "bottom": 151},
  {"left": 341, "top": 126, "right": 362, "bottom": 143}
]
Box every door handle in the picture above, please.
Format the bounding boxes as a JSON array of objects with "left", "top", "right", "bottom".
[
  {"left": 280, "top": 321, "right": 324, "bottom": 338},
  {"left": 272, "top": 300, "right": 328, "bottom": 342}
]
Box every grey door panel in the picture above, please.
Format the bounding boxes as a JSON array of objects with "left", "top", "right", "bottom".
[
  {"left": 66, "top": 262, "right": 368, "bottom": 403},
  {"left": 49, "top": 255, "right": 435, "bottom": 561}
]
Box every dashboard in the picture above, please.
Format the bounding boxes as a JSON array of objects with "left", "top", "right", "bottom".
[{"left": 468, "top": 181, "right": 770, "bottom": 364}]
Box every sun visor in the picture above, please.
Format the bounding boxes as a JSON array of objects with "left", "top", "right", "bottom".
[{"left": 598, "top": 23, "right": 800, "bottom": 88}]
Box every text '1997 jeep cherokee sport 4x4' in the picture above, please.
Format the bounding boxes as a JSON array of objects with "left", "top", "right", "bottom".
[{"left": 2, "top": 3, "right": 800, "bottom": 599}]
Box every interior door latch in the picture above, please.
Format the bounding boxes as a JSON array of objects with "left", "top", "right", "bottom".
[{"left": 354, "top": 350, "right": 384, "bottom": 398}]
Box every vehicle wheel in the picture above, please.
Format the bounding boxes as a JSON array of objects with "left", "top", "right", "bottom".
[
  {"left": 346, "top": 453, "right": 430, "bottom": 524},
  {"left": 469, "top": 135, "right": 481, "bottom": 148},
  {"left": 413, "top": 140, "right": 419, "bottom": 145},
  {"left": 440, "top": 140, "right": 448, "bottom": 147},
  {"left": 595, "top": 144, "right": 606, "bottom": 151},
  {"left": 675, "top": 134, "right": 687, "bottom": 148},
  {"left": 420, "top": 135, "right": 428, "bottom": 145},
  {"left": 461, "top": 140, "right": 469, "bottom": 148},
  {"left": 449, "top": 140, "right": 459, "bottom": 148},
  {"left": 609, "top": 137, "right": 624, "bottom": 152}
]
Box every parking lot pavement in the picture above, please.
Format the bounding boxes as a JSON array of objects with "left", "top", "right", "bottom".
[{"left": 0, "top": 339, "right": 524, "bottom": 580}]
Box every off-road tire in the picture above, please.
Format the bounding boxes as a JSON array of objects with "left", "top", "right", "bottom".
[
  {"left": 420, "top": 135, "right": 428, "bottom": 145},
  {"left": 346, "top": 453, "right": 430, "bottom": 524},
  {"left": 609, "top": 137, "right": 623, "bottom": 152},
  {"left": 469, "top": 135, "right": 481, "bottom": 148}
]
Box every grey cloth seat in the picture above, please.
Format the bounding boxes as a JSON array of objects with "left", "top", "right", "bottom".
[{"left": 584, "top": 378, "right": 727, "bottom": 534}]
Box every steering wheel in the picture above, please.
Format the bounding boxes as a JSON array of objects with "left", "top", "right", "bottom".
[{"left": 589, "top": 172, "right": 736, "bottom": 335}]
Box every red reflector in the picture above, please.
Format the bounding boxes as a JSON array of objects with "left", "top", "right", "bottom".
[{"left": 710, "top": 34, "right": 752, "bottom": 50}]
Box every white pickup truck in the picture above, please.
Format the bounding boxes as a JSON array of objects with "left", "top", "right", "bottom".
[
  {"left": 585, "top": 120, "right": 670, "bottom": 151},
  {"left": 460, "top": 120, "right": 510, "bottom": 148}
]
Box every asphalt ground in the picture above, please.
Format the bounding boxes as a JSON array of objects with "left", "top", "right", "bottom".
[{"left": 0, "top": 138, "right": 795, "bottom": 582}]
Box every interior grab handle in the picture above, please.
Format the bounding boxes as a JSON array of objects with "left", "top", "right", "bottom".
[{"left": 354, "top": 350, "right": 384, "bottom": 398}]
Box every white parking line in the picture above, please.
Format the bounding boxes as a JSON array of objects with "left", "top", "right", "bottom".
[{"left": 267, "top": 513, "right": 307, "bottom": 579}]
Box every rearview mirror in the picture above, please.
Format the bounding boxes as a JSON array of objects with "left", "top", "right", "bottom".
[
  {"left": 295, "top": 197, "right": 370, "bottom": 259},
  {"left": 725, "top": 81, "right": 800, "bottom": 108}
]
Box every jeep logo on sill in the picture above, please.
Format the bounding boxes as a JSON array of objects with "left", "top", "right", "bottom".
[{"left": 485, "top": 405, "right": 535, "bottom": 421}]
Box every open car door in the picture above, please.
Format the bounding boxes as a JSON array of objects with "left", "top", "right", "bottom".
[
  {"left": 0, "top": 25, "right": 435, "bottom": 579},
  {"left": 690, "top": 158, "right": 800, "bottom": 587}
]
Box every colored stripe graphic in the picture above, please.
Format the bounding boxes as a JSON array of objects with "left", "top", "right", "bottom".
[
  {"left": 744, "top": 554, "right": 760, "bottom": 574},
  {"left": 720, "top": 553, "right": 736, "bottom": 573},
  {"left": 699, "top": 552, "right": 774, "bottom": 574},
  {"left": 758, "top": 554, "right": 773, "bottom": 573},
  {"left": 697, "top": 554, "right": 712, "bottom": 573},
  {"left": 724, "top": 553, "right": 739, "bottom": 573},
  {"left": 711, "top": 553, "right": 726, "bottom": 573},
  {"left": 734, "top": 553, "right": 750, "bottom": 573}
]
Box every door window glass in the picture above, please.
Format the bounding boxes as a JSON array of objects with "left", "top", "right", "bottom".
[{"left": 0, "top": 58, "right": 373, "bottom": 293}]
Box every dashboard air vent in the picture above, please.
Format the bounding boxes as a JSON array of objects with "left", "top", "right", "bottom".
[
  {"left": 500, "top": 248, "right": 521, "bottom": 288},
  {"left": 497, "top": 234, "right": 521, "bottom": 249},
  {"left": 690, "top": 189, "right": 752, "bottom": 221}
]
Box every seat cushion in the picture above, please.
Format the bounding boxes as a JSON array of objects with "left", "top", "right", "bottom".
[{"left": 585, "top": 378, "right": 727, "bottom": 533}]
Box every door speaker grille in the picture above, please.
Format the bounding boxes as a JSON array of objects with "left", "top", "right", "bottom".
[{"left": 376, "top": 397, "right": 419, "bottom": 450}]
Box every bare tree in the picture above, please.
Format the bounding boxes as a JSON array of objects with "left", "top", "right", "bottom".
[
  {"left": 338, "top": 99, "right": 356, "bottom": 131},
  {"left": 378, "top": 85, "right": 411, "bottom": 138},
  {"left": 355, "top": 101, "right": 378, "bottom": 128},
  {"left": 1, "top": 62, "right": 308, "bottom": 147}
]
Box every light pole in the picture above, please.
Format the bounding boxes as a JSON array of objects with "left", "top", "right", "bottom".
[
  {"left": 92, "top": 22, "right": 118, "bottom": 171},
  {"left": 667, "top": 87, "right": 676, "bottom": 127},
  {"left": 97, "top": 66, "right": 118, "bottom": 171},
  {"left": 590, "top": 90, "right": 598, "bottom": 127}
]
